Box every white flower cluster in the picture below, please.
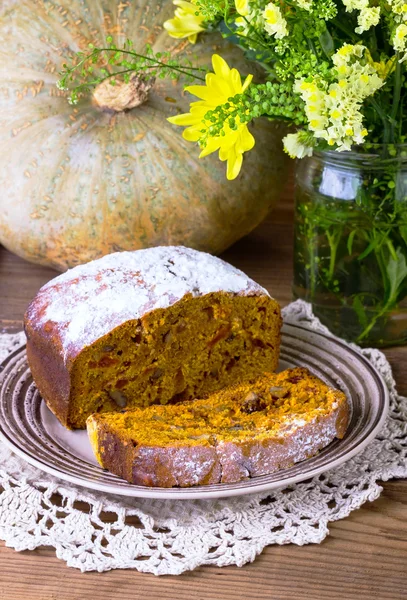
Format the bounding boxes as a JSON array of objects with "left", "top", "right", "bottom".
[
  {"left": 394, "top": 24, "right": 407, "bottom": 56},
  {"left": 295, "top": 0, "right": 313, "bottom": 10},
  {"left": 341, "top": 0, "right": 380, "bottom": 34},
  {"left": 294, "top": 44, "right": 384, "bottom": 152},
  {"left": 388, "top": 0, "right": 407, "bottom": 60},
  {"left": 283, "top": 133, "right": 313, "bottom": 159},
  {"left": 263, "top": 2, "right": 288, "bottom": 39},
  {"left": 389, "top": 0, "right": 407, "bottom": 18}
]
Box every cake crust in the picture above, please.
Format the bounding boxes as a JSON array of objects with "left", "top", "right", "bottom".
[
  {"left": 25, "top": 246, "right": 269, "bottom": 364},
  {"left": 87, "top": 368, "right": 350, "bottom": 487}
]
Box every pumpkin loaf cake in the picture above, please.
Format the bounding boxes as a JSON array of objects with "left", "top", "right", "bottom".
[
  {"left": 24, "top": 246, "right": 282, "bottom": 429},
  {"left": 87, "top": 367, "right": 349, "bottom": 487}
]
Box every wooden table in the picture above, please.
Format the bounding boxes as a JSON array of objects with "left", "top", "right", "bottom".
[{"left": 0, "top": 185, "right": 406, "bottom": 600}]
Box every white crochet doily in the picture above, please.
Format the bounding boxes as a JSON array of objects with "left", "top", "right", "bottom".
[{"left": 0, "top": 300, "right": 406, "bottom": 575}]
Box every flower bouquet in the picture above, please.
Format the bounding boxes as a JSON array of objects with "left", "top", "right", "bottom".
[{"left": 59, "top": 0, "right": 407, "bottom": 346}]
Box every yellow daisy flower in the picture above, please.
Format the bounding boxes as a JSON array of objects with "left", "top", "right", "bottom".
[
  {"left": 167, "top": 54, "right": 255, "bottom": 180},
  {"left": 163, "top": 0, "right": 206, "bottom": 44}
]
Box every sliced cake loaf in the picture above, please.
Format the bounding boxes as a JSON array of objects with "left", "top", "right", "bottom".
[
  {"left": 24, "top": 246, "right": 281, "bottom": 429},
  {"left": 87, "top": 367, "right": 349, "bottom": 487}
]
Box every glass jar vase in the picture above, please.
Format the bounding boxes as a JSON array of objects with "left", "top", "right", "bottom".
[{"left": 293, "top": 145, "right": 407, "bottom": 347}]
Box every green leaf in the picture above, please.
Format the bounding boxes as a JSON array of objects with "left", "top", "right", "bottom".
[
  {"left": 347, "top": 230, "right": 357, "bottom": 255},
  {"left": 319, "top": 27, "right": 334, "bottom": 58},
  {"left": 386, "top": 248, "right": 407, "bottom": 303},
  {"left": 358, "top": 237, "right": 380, "bottom": 261},
  {"left": 352, "top": 296, "right": 368, "bottom": 329},
  {"left": 386, "top": 239, "right": 398, "bottom": 261},
  {"left": 399, "top": 225, "right": 407, "bottom": 247}
]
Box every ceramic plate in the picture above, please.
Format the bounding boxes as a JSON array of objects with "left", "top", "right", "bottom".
[{"left": 0, "top": 323, "right": 389, "bottom": 500}]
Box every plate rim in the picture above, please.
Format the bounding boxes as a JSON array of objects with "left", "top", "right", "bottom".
[{"left": 0, "top": 323, "right": 390, "bottom": 500}]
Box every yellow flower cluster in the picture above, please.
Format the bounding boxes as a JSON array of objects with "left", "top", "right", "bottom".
[
  {"left": 387, "top": 0, "right": 407, "bottom": 58},
  {"left": 341, "top": 0, "right": 380, "bottom": 34},
  {"left": 167, "top": 55, "right": 255, "bottom": 180},
  {"left": 163, "top": 0, "right": 206, "bottom": 44},
  {"left": 263, "top": 3, "right": 288, "bottom": 39},
  {"left": 294, "top": 44, "right": 384, "bottom": 152},
  {"left": 164, "top": 0, "right": 254, "bottom": 44}
]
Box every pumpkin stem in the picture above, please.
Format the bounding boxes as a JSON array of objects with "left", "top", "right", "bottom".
[{"left": 93, "top": 74, "right": 154, "bottom": 112}]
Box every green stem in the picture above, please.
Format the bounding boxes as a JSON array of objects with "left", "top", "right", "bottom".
[
  {"left": 369, "top": 97, "right": 391, "bottom": 144},
  {"left": 225, "top": 16, "right": 275, "bottom": 54},
  {"left": 399, "top": 88, "right": 404, "bottom": 140},
  {"left": 328, "top": 249, "right": 336, "bottom": 281},
  {"left": 99, "top": 48, "right": 206, "bottom": 81},
  {"left": 305, "top": 223, "right": 318, "bottom": 298},
  {"left": 62, "top": 47, "right": 207, "bottom": 89},
  {"left": 390, "top": 56, "right": 402, "bottom": 143},
  {"left": 331, "top": 17, "right": 358, "bottom": 41},
  {"left": 356, "top": 238, "right": 394, "bottom": 342},
  {"left": 236, "top": 31, "right": 276, "bottom": 54},
  {"left": 375, "top": 241, "right": 390, "bottom": 296},
  {"left": 306, "top": 36, "right": 319, "bottom": 63},
  {"left": 326, "top": 228, "right": 342, "bottom": 281},
  {"left": 309, "top": 247, "right": 317, "bottom": 298},
  {"left": 356, "top": 298, "right": 394, "bottom": 342},
  {"left": 100, "top": 48, "right": 207, "bottom": 74}
]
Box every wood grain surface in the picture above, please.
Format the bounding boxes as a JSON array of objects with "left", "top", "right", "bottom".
[{"left": 0, "top": 178, "right": 406, "bottom": 600}]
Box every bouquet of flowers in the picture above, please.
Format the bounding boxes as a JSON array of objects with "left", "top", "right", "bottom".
[
  {"left": 161, "top": 1, "right": 407, "bottom": 346},
  {"left": 161, "top": 0, "right": 406, "bottom": 178},
  {"left": 60, "top": 0, "right": 406, "bottom": 180},
  {"left": 58, "top": 1, "right": 407, "bottom": 346}
]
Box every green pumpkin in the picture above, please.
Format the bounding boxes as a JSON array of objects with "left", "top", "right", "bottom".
[{"left": 0, "top": 0, "right": 287, "bottom": 271}]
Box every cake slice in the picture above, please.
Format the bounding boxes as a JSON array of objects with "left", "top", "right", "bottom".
[{"left": 87, "top": 367, "right": 349, "bottom": 487}]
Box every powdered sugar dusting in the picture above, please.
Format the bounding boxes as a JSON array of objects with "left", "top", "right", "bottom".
[
  {"left": 26, "top": 246, "right": 269, "bottom": 363},
  {"left": 135, "top": 444, "right": 219, "bottom": 486},
  {"left": 216, "top": 407, "right": 340, "bottom": 482}
]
